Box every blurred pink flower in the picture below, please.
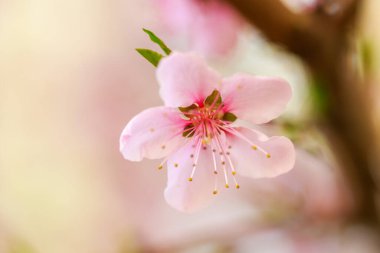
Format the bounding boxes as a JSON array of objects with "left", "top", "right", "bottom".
[
  {"left": 153, "top": 0, "right": 244, "bottom": 57},
  {"left": 120, "top": 52, "right": 295, "bottom": 212}
]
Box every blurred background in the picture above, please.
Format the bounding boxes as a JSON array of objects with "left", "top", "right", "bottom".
[{"left": 1, "top": 0, "right": 380, "bottom": 252}]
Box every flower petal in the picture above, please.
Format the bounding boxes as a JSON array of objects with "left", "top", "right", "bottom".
[
  {"left": 164, "top": 139, "right": 216, "bottom": 212},
  {"left": 120, "top": 106, "right": 186, "bottom": 161},
  {"left": 157, "top": 52, "right": 221, "bottom": 107},
  {"left": 221, "top": 74, "right": 292, "bottom": 124},
  {"left": 227, "top": 127, "right": 295, "bottom": 178}
]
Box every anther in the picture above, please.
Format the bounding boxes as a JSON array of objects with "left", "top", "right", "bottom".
[
  {"left": 190, "top": 154, "right": 194, "bottom": 158},
  {"left": 221, "top": 161, "right": 225, "bottom": 165},
  {"left": 236, "top": 184, "right": 240, "bottom": 189},
  {"left": 188, "top": 177, "right": 193, "bottom": 182},
  {"left": 149, "top": 128, "right": 155, "bottom": 132},
  {"left": 158, "top": 165, "right": 163, "bottom": 170},
  {"left": 161, "top": 145, "right": 166, "bottom": 150},
  {"left": 228, "top": 145, "right": 232, "bottom": 149},
  {"left": 225, "top": 184, "right": 229, "bottom": 188},
  {"left": 266, "top": 153, "right": 271, "bottom": 158},
  {"left": 212, "top": 190, "right": 218, "bottom": 195},
  {"left": 214, "top": 171, "right": 218, "bottom": 174},
  {"left": 219, "top": 152, "right": 223, "bottom": 155},
  {"left": 174, "top": 163, "right": 178, "bottom": 168},
  {"left": 212, "top": 149, "right": 216, "bottom": 152},
  {"left": 251, "top": 145, "right": 257, "bottom": 150},
  {"left": 232, "top": 171, "right": 236, "bottom": 175},
  {"left": 226, "top": 152, "right": 230, "bottom": 155}
]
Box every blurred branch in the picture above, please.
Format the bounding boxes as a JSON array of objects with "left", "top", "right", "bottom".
[{"left": 225, "top": 0, "right": 379, "bottom": 227}]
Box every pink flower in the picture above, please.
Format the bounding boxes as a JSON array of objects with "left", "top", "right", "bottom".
[
  {"left": 120, "top": 52, "right": 295, "bottom": 212},
  {"left": 153, "top": 0, "right": 243, "bottom": 57}
]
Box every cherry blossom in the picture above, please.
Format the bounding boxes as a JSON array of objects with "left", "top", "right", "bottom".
[{"left": 120, "top": 52, "right": 295, "bottom": 212}]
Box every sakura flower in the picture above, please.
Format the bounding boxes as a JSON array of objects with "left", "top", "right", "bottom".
[
  {"left": 120, "top": 52, "right": 295, "bottom": 212},
  {"left": 153, "top": 0, "right": 243, "bottom": 57}
]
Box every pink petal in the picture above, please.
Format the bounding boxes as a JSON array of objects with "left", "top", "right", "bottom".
[
  {"left": 164, "top": 140, "right": 216, "bottom": 212},
  {"left": 221, "top": 74, "right": 292, "bottom": 124},
  {"left": 190, "top": 0, "right": 243, "bottom": 56},
  {"left": 156, "top": 52, "right": 221, "bottom": 107},
  {"left": 153, "top": 0, "right": 196, "bottom": 33},
  {"left": 227, "top": 127, "right": 295, "bottom": 178},
  {"left": 120, "top": 106, "right": 186, "bottom": 161}
]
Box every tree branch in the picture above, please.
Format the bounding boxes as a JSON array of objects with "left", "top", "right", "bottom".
[{"left": 225, "top": 0, "right": 379, "bottom": 227}]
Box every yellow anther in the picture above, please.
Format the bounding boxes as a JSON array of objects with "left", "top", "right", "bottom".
[
  {"left": 221, "top": 161, "right": 225, "bottom": 165},
  {"left": 266, "top": 153, "right": 271, "bottom": 158},
  {"left": 236, "top": 184, "right": 240, "bottom": 189},
  {"left": 188, "top": 177, "right": 193, "bottom": 182},
  {"left": 202, "top": 137, "right": 211, "bottom": 145},
  {"left": 251, "top": 145, "right": 257, "bottom": 150},
  {"left": 232, "top": 171, "right": 236, "bottom": 175},
  {"left": 225, "top": 184, "right": 229, "bottom": 188},
  {"left": 212, "top": 190, "right": 218, "bottom": 195},
  {"left": 158, "top": 165, "right": 163, "bottom": 170},
  {"left": 174, "top": 163, "right": 178, "bottom": 168},
  {"left": 214, "top": 171, "right": 218, "bottom": 174}
]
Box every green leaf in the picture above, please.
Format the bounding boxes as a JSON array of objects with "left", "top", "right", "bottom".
[
  {"left": 222, "top": 112, "right": 237, "bottom": 122},
  {"left": 136, "top": 48, "right": 163, "bottom": 67},
  {"left": 182, "top": 124, "right": 195, "bottom": 137},
  {"left": 143, "top": 28, "right": 172, "bottom": 55},
  {"left": 360, "top": 39, "right": 375, "bottom": 74},
  {"left": 310, "top": 76, "right": 329, "bottom": 116},
  {"left": 179, "top": 103, "right": 198, "bottom": 113},
  {"left": 204, "top": 90, "right": 222, "bottom": 107}
]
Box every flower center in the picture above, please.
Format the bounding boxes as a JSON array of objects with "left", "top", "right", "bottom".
[
  {"left": 159, "top": 90, "right": 271, "bottom": 195},
  {"left": 180, "top": 90, "right": 236, "bottom": 140}
]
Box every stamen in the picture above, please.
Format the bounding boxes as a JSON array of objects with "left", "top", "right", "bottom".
[
  {"left": 211, "top": 142, "right": 218, "bottom": 175},
  {"left": 157, "top": 157, "right": 169, "bottom": 170},
  {"left": 174, "top": 163, "right": 178, "bottom": 168},
  {"left": 224, "top": 147, "right": 240, "bottom": 188},
  {"left": 220, "top": 126, "right": 269, "bottom": 157},
  {"left": 212, "top": 137, "right": 229, "bottom": 189},
  {"left": 189, "top": 138, "right": 202, "bottom": 182}
]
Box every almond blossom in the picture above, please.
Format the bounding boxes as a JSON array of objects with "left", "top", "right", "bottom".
[{"left": 120, "top": 52, "right": 295, "bottom": 212}]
